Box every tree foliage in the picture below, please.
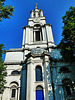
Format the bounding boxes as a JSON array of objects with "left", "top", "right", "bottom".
[
  {"left": 0, "top": 44, "right": 7, "bottom": 93},
  {"left": 0, "top": 0, "right": 14, "bottom": 21},
  {"left": 58, "top": 6, "right": 75, "bottom": 63}
]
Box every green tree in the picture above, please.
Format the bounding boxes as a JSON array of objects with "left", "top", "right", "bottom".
[
  {"left": 0, "top": 0, "right": 14, "bottom": 92},
  {"left": 0, "top": 0, "right": 14, "bottom": 21},
  {"left": 0, "top": 44, "right": 7, "bottom": 93},
  {"left": 58, "top": 6, "right": 75, "bottom": 63}
]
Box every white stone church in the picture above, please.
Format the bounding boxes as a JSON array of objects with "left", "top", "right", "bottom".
[{"left": 1, "top": 4, "right": 75, "bottom": 100}]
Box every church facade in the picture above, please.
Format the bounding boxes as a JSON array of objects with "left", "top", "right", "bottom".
[{"left": 1, "top": 4, "right": 75, "bottom": 100}]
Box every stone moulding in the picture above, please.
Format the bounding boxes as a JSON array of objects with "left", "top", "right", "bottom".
[
  {"left": 24, "top": 41, "right": 54, "bottom": 45},
  {"left": 23, "top": 23, "right": 52, "bottom": 29},
  {"left": 4, "top": 61, "right": 22, "bottom": 65},
  {"left": 6, "top": 48, "right": 24, "bottom": 52}
]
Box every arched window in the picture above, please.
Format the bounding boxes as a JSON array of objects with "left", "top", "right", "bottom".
[
  {"left": 60, "top": 67, "right": 70, "bottom": 73},
  {"left": 10, "top": 82, "right": 19, "bottom": 99},
  {"left": 11, "top": 86, "right": 16, "bottom": 98},
  {"left": 62, "top": 78, "right": 72, "bottom": 97},
  {"left": 36, "top": 86, "right": 44, "bottom": 100},
  {"left": 11, "top": 70, "right": 20, "bottom": 75},
  {"left": 36, "top": 66, "right": 43, "bottom": 81}
]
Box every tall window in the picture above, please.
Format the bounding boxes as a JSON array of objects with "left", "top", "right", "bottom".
[
  {"left": 35, "top": 31, "right": 40, "bottom": 41},
  {"left": 10, "top": 82, "right": 19, "bottom": 99},
  {"left": 36, "top": 86, "right": 44, "bottom": 100},
  {"left": 36, "top": 66, "right": 42, "bottom": 81},
  {"left": 33, "top": 24, "right": 43, "bottom": 41},
  {"left": 11, "top": 89, "right": 16, "bottom": 98},
  {"left": 62, "top": 78, "right": 72, "bottom": 97}
]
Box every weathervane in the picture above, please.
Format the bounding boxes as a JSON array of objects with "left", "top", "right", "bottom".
[{"left": 35, "top": 3, "right": 37, "bottom": 9}]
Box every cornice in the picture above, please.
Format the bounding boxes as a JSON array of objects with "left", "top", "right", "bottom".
[
  {"left": 23, "top": 25, "right": 30, "bottom": 29},
  {"left": 6, "top": 44, "right": 55, "bottom": 53},
  {"left": 44, "top": 23, "right": 52, "bottom": 27},
  {"left": 6, "top": 48, "right": 24, "bottom": 52},
  {"left": 25, "top": 41, "right": 54, "bottom": 45},
  {"left": 4, "top": 61, "right": 22, "bottom": 65},
  {"left": 26, "top": 52, "right": 50, "bottom": 59}
]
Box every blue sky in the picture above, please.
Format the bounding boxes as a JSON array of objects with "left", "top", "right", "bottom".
[{"left": 0, "top": 0, "right": 75, "bottom": 60}]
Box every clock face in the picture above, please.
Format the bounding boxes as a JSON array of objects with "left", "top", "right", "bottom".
[{"left": 33, "top": 18, "right": 40, "bottom": 22}]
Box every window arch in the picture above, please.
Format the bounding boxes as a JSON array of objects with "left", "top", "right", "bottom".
[
  {"left": 10, "top": 81, "right": 19, "bottom": 86},
  {"left": 36, "top": 86, "right": 44, "bottom": 100},
  {"left": 62, "top": 78, "right": 72, "bottom": 97},
  {"left": 62, "top": 78, "right": 72, "bottom": 85},
  {"left": 36, "top": 66, "right": 43, "bottom": 81},
  {"left": 11, "top": 70, "right": 20, "bottom": 75},
  {"left": 60, "top": 67, "right": 70, "bottom": 73}
]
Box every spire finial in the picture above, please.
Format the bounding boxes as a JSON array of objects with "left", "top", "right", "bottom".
[{"left": 35, "top": 3, "right": 37, "bottom": 9}]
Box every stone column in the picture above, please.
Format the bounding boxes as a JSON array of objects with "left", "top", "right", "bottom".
[
  {"left": 22, "top": 29, "right": 26, "bottom": 48},
  {"left": 45, "top": 24, "right": 54, "bottom": 47},
  {"left": 26, "top": 57, "right": 35, "bottom": 100},
  {"left": 41, "top": 27, "right": 46, "bottom": 41},
  {"left": 43, "top": 52, "right": 54, "bottom": 100}
]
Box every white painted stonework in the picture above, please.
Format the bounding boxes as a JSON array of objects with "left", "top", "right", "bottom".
[{"left": 2, "top": 4, "right": 55, "bottom": 100}]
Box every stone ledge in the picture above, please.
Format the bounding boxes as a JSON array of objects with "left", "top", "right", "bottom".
[
  {"left": 6, "top": 48, "right": 24, "bottom": 52},
  {"left": 4, "top": 61, "right": 22, "bottom": 65}
]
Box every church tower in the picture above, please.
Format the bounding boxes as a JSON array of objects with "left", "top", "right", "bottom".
[
  {"left": 22, "top": 4, "right": 54, "bottom": 53},
  {"left": 21, "top": 4, "right": 54, "bottom": 100}
]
